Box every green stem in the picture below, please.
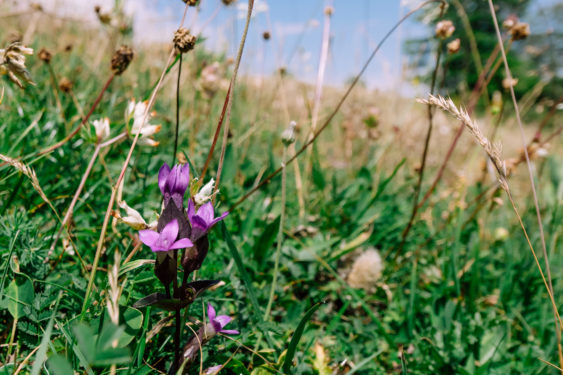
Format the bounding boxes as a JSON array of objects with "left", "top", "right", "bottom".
[{"left": 264, "top": 146, "right": 288, "bottom": 321}]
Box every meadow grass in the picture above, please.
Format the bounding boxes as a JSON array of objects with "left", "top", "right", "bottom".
[{"left": 0, "top": 1, "right": 562, "bottom": 374}]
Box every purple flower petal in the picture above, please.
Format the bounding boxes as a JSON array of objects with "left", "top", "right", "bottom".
[
  {"left": 187, "top": 199, "right": 196, "bottom": 219},
  {"left": 219, "top": 329, "right": 239, "bottom": 335},
  {"left": 158, "top": 163, "right": 171, "bottom": 195},
  {"left": 209, "top": 211, "right": 229, "bottom": 228},
  {"left": 197, "top": 202, "right": 215, "bottom": 223},
  {"left": 159, "top": 219, "right": 179, "bottom": 249},
  {"left": 207, "top": 303, "right": 216, "bottom": 322},
  {"left": 169, "top": 238, "right": 194, "bottom": 250},
  {"left": 191, "top": 215, "right": 209, "bottom": 231},
  {"left": 138, "top": 229, "right": 159, "bottom": 248},
  {"left": 214, "top": 315, "right": 232, "bottom": 329}
]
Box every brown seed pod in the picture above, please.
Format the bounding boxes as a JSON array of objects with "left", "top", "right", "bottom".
[{"left": 111, "top": 45, "right": 134, "bottom": 75}]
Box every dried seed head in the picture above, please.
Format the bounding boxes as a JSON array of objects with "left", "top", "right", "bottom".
[
  {"left": 183, "top": 0, "right": 198, "bottom": 5},
  {"left": 111, "top": 45, "right": 134, "bottom": 75},
  {"left": 221, "top": 0, "right": 236, "bottom": 5},
  {"left": 502, "top": 77, "right": 518, "bottom": 90},
  {"left": 324, "top": 6, "right": 334, "bottom": 16},
  {"left": 0, "top": 42, "right": 35, "bottom": 88},
  {"left": 510, "top": 22, "right": 530, "bottom": 41},
  {"left": 435, "top": 20, "right": 455, "bottom": 39},
  {"left": 262, "top": 31, "right": 271, "bottom": 41},
  {"left": 347, "top": 249, "right": 383, "bottom": 290},
  {"left": 173, "top": 28, "right": 197, "bottom": 54},
  {"left": 64, "top": 44, "right": 73, "bottom": 52},
  {"left": 59, "top": 77, "right": 73, "bottom": 93},
  {"left": 38, "top": 48, "right": 52, "bottom": 63},
  {"left": 447, "top": 38, "right": 460, "bottom": 54}
]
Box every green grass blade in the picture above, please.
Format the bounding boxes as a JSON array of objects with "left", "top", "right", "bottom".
[
  {"left": 281, "top": 300, "right": 324, "bottom": 374},
  {"left": 31, "top": 291, "right": 63, "bottom": 375}
]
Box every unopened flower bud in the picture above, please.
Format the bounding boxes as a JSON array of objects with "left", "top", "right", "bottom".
[
  {"left": 115, "top": 201, "right": 155, "bottom": 230},
  {"left": 502, "top": 77, "right": 518, "bottom": 90},
  {"left": 194, "top": 179, "right": 215, "bottom": 205},
  {"left": 59, "top": 77, "right": 73, "bottom": 93},
  {"left": 435, "top": 20, "right": 455, "bottom": 39},
  {"left": 173, "top": 28, "right": 197, "bottom": 54},
  {"left": 38, "top": 48, "right": 52, "bottom": 63},
  {"left": 111, "top": 45, "right": 134, "bottom": 75},
  {"left": 490, "top": 90, "right": 502, "bottom": 115},
  {"left": 281, "top": 121, "right": 297, "bottom": 146},
  {"left": 447, "top": 38, "right": 460, "bottom": 54},
  {"left": 510, "top": 22, "right": 530, "bottom": 41},
  {"left": 92, "top": 118, "right": 110, "bottom": 142}
]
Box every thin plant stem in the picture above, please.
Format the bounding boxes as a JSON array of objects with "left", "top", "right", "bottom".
[
  {"left": 264, "top": 146, "right": 288, "bottom": 320},
  {"left": 45, "top": 62, "right": 65, "bottom": 124},
  {"left": 308, "top": 3, "right": 332, "bottom": 140},
  {"left": 400, "top": 34, "right": 444, "bottom": 250},
  {"left": 80, "top": 4, "right": 190, "bottom": 319},
  {"left": 172, "top": 53, "right": 183, "bottom": 166},
  {"left": 48, "top": 133, "right": 127, "bottom": 263},
  {"left": 213, "top": 0, "right": 254, "bottom": 196},
  {"left": 229, "top": 0, "right": 445, "bottom": 212},
  {"left": 36, "top": 73, "right": 115, "bottom": 157},
  {"left": 487, "top": 0, "right": 561, "bottom": 370}
]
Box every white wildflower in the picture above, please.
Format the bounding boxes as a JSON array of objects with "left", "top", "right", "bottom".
[
  {"left": 126, "top": 99, "right": 161, "bottom": 146},
  {"left": 92, "top": 118, "right": 110, "bottom": 142}
]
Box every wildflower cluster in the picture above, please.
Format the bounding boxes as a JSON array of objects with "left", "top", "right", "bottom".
[{"left": 130, "top": 162, "right": 234, "bottom": 372}]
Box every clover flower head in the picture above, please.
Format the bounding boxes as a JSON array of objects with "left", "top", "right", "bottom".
[
  {"left": 159, "top": 163, "right": 190, "bottom": 208},
  {"left": 187, "top": 199, "right": 228, "bottom": 240},
  {"left": 138, "top": 219, "right": 193, "bottom": 252},
  {"left": 92, "top": 117, "right": 110, "bottom": 142},
  {"left": 205, "top": 303, "right": 239, "bottom": 338}
]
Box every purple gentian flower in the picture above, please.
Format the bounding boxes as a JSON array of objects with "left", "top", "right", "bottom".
[
  {"left": 158, "top": 163, "right": 190, "bottom": 208},
  {"left": 207, "top": 303, "right": 239, "bottom": 336},
  {"left": 138, "top": 219, "right": 193, "bottom": 252},
  {"left": 187, "top": 199, "right": 228, "bottom": 240}
]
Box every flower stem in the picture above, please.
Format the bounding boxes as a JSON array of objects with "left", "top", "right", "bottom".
[
  {"left": 264, "top": 146, "right": 288, "bottom": 321},
  {"left": 172, "top": 53, "right": 183, "bottom": 166}
]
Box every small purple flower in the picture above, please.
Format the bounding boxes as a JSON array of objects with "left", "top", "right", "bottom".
[
  {"left": 158, "top": 163, "right": 190, "bottom": 208},
  {"left": 139, "top": 219, "right": 193, "bottom": 252},
  {"left": 207, "top": 303, "right": 239, "bottom": 336},
  {"left": 187, "top": 199, "right": 228, "bottom": 240}
]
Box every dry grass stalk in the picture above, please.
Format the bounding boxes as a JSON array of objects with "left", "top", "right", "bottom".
[
  {"left": 0, "top": 153, "right": 59, "bottom": 218},
  {"left": 420, "top": 94, "right": 563, "bottom": 336}
]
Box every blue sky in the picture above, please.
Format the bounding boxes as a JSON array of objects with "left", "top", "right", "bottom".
[
  {"left": 140, "top": 0, "right": 556, "bottom": 90},
  {"left": 149, "top": 0, "right": 426, "bottom": 91}
]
